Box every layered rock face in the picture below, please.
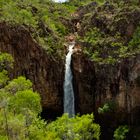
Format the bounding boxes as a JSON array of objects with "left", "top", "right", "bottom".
[
  {"left": 72, "top": 52, "right": 140, "bottom": 139},
  {"left": 72, "top": 52, "right": 140, "bottom": 123},
  {"left": 0, "top": 2, "right": 140, "bottom": 127},
  {"left": 70, "top": 2, "right": 140, "bottom": 138},
  {"left": 0, "top": 21, "right": 140, "bottom": 121},
  {"left": 69, "top": 1, "right": 140, "bottom": 120},
  {"left": 0, "top": 23, "right": 64, "bottom": 118}
]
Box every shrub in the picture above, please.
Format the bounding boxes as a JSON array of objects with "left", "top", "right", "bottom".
[
  {"left": 46, "top": 114, "right": 101, "bottom": 140},
  {"left": 114, "top": 125, "right": 129, "bottom": 140}
]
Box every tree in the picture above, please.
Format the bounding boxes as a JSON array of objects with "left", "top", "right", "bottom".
[
  {"left": 114, "top": 125, "right": 129, "bottom": 140},
  {"left": 0, "top": 52, "right": 13, "bottom": 88},
  {"left": 0, "top": 53, "right": 42, "bottom": 139},
  {"left": 46, "top": 114, "right": 100, "bottom": 140},
  {"left": 0, "top": 53, "right": 101, "bottom": 140}
]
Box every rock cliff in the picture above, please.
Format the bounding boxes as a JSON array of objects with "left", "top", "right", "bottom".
[
  {"left": 70, "top": 2, "right": 140, "bottom": 138},
  {"left": 72, "top": 52, "right": 140, "bottom": 138},
  {"left": 0, "top": 1, "right": 140, "bottom": 138},
  {"left": 0, "top": 23, "right": 64, "bottom": 118}
]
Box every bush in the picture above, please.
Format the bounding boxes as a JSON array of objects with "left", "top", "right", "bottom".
[
  {"left": 0, "top": 53, "right": 101, "bottom": 140},
  {"left": 46, "top": 114, "right": 101, "bottom": 140},
  {"left": 114, "top": 125, "right": 129, "bottom": 140}
]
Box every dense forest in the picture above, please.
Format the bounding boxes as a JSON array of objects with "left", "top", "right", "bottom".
[{"left": 0, "top": 0, "right": 140, "bottom": 140}]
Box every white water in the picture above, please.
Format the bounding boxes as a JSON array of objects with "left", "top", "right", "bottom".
[{"left": 64, "top": 43, "right": 75, "bottom": 117}]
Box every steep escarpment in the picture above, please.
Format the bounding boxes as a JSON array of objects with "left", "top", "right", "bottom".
[
  {"left": 70, "top": 1, "right": 140, "bottom": 138},
  {"left": 72, "top": 52, "right": 140, "bottom": 119},
  {"left": 72, "top": 1, "right": 140, "bottom": 62},
  {"left": 72, "top": 52, "right": 140, "bottom": 139},
  {"left": 0, "top": 23, "right": 64, "bottom": 118},
  {"left": 1, "top": 0, "right": 140, "bottom": 139},
  {"left": 71, "top": 1, "right": 140, "bottom": 123}
]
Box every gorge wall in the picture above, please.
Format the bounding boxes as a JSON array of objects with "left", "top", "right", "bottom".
[
  {"left": 70, "top": 2, "right": 140, "bottom": 138},
  {"left": 72, "top": 52, "right": 140, "bottom": 124},
  {"left": 0, "top": 21, "right": 140, "bottom": 139},
  {"left": 70, "top": 1, "right": 140, "bottom": 127},
  {"left": 0, "top": 23, "right": 64, "bottom": 119},
  {"left": 1, "top": 22, "right": 140, "bottom": 124},
  {"left": 72, "top": 52, "right": 140, "bottom": 138},
  {"left": 1, "top": 0, "right": 140, "bottom": 139}
]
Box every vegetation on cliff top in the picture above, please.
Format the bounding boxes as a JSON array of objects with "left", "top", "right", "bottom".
[
  {"left": 0, "top": 1, "right": 140, "bottom": 139},
  {"left": 77, "top": 0, "right": 140, "bottom": 64},
  {"left": 0, "top": 0, "right": 91, "bottom": 57},
  {"left": 1, "top": 0, "right": 140, "bottom": 63}
]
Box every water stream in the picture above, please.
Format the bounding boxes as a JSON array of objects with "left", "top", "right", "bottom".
[{"left": 64, "top": 42, "right": 75, "bottom": 117}]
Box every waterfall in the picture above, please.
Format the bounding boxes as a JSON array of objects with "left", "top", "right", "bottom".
[{"left": 64, "top": 42, "right": 75, "bottom": 117}]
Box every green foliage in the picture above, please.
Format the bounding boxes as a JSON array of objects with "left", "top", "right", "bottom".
[
  {"left": 0, "top": 52, "right": 14, "bottom": 71},
  {"left": 0, "top": 135, "right": 8, "bottom": 140},
  {"left": 28, "top": 117, "right": 47, "bottom": 140},
  {"left": 0, "top": 76, "right": 42, "bottom": 139},
  {"left": 79, "top": 28, "right": 104, "bottom": 62},
  {"left": 98, "top": 100, "right": 117, "bottom": 114},
  {"left": 114, "top": 125, "right": 129, "bottom": 140},
  {"left": 0, "top": 53, "right": 42, "bottom": 140},
  {"left": 0, "top": 70, "right": 9, "bottom": 88},
  {"left": 75, "top": 1, "right": 140, "bottom": 64},
  {"left": 111, "top": 42, "right": 129, "bottom": 58},
  {"left": 90, "top": 51, "right": 103, "bottom": 63},
  {"left": 2, "top": 113, "right": 26, "bottom": 139},
  {"left": 0, "top": 0, "right": 37, "bottom": 28},
  {"left": 98, "top": 103, "right": 110, "bottom": 114},
  {"left": 0, "top": 0, "right": 74, "bottom": 56},
  {"left": 4, "top": 76, "right": 32, "bottom": 94},
  {"left": 0, "top": 52, "right": 14, "bottom": 88},
  {"left": 79, "top": 24, "right": 140, "bottom": 64},
  {"left": 129, "top": 26, "right": 140, "bottom": 52},
  {"left": 0, "top": 90, "right": 11, "bottom": 108},
  {"left": 79, "top": 28, "right": 119, "bottom": 64},
  {"left": 1, "top": 0, "right": 140, "bottom": 61},
  {"left": 9, "top": 90, "right": 41, "bottom": 115},
  {"left": 0, "top": 53, "right": 101, "bottom": 140},
  {"left": 46, "top": 114, "right": 100, "bottom": 140},
  {"left": 80, "top": 28, "right": 102, "bottom": 46}
]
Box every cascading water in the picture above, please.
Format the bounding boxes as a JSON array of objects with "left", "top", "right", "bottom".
[{"left": 64, "top": 42, "right": 75, "bottom": 117}]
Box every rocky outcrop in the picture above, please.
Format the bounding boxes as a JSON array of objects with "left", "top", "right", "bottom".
[
  {"left": 0, "top": 23, "right": 64, "bottom": 119},
  {"left": 70, "top": 2, "right": 140, "bottom": 126},
  {"left": 72, "top": 51, "right": 140, "bottom": 120},
  {"left": 72, "top": 51, "right": 140, "bottom": 138},
  {"left": 72, "top": 1, "right": 140, "bottom": 36},
  {"left": 0, "top": 21, "right": 140, "bottom": 122},
  {"left": 0, "top": 1, "right": 140, "bottom": 134}
]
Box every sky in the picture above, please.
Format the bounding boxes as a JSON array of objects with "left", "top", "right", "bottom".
[{"left": 53, "top": 0, "right": 67, "bottom": 3}]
